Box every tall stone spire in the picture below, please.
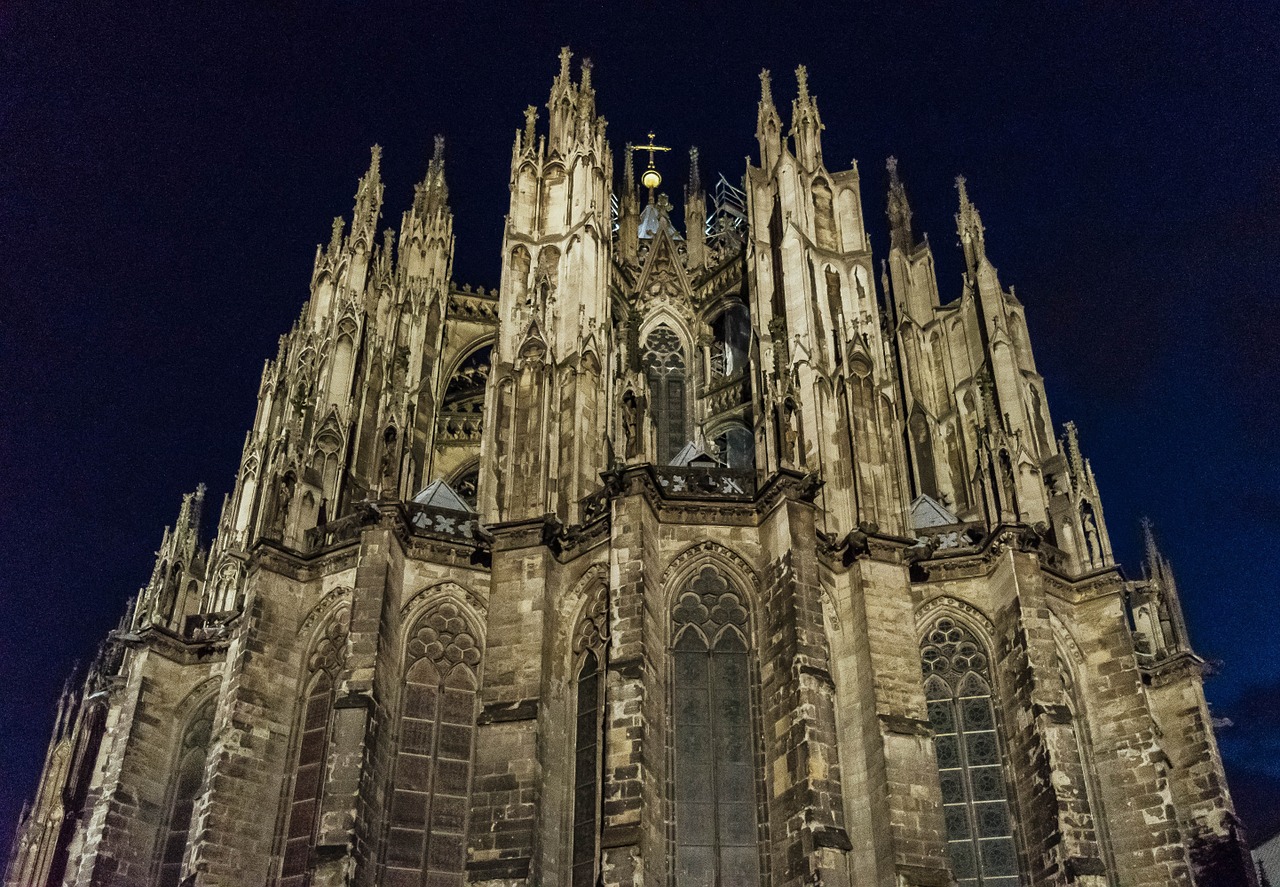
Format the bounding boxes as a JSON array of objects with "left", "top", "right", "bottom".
[
  {"left": 400, "top": 135, "right": 454, "bottom": 286},
  {"left": 883, "top": 155, "right": 940, "bottom": 326},
  {"left": 955, "top": 174, "right": 987, "bottom": 275},
  {"left": 886, "top": 156, "right": 915, "bottom": 251},
  {"left": 756, "top": 68, "right": 782, "bottom": 169},
  {"left": 685, "top": 146, "right": 707, "bottom": 268},
  {"left": 790, "top": 64, "right": 824, "bottom": 169},
  {"left": 413, "top": 135, "right": 449, "bottom": 219},
  {"left": 618, "top": 141, "right": 639, "bottom": 263},
  {"left": 351, "top": 145, "right": 384, "bottom": 249}
]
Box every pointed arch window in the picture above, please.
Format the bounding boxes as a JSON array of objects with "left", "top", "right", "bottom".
[
  {"left": 710, "top": 304, "right": 751, "bottom": 379},
  {"left": 280, "top": 609, "right": 349, "bottom": 887},
  {"left": 922, "top": 618, "right": 1022, "bottom": 887},
  {"left": 643, "top": 326, "right": 688, "bottom": 465},
  {"left": 385, "top": 602, "right": 481, "bottom": 887},
  {"left": 571, "top": 589, "right": 608, "bottom": 887},
  {"left": 156, "top": 697, "right": 215, "bottom": 887},
  {"left": 439, "top": 343, "right": 492, "bottom": 446},
  {"left": 572, "top": 650, "right": 603, "bottom": 887},
  {"left": 1056, "top": 653, "right": 1114, "bottom": 879},
  {"left": 672, "top": 567, "right": 761, "bottom": 887},
  {"left": 712, "top": 423, "right": 755, "bottom": 471}
]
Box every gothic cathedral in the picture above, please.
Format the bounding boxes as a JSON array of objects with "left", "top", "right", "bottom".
[{"left": 6, "top": 51, "right": 1257, "bottom": 887}]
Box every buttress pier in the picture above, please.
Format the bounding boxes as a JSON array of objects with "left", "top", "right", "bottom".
[{"left": 7, "top": 50, "right": 1257, "bottom": 887}]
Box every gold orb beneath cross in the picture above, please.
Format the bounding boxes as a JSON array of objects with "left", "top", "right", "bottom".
[{"left": 640, "top": 167, "right": 662, "bottom": 191}]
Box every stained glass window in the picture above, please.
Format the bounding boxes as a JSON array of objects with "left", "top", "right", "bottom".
[
  {"left": 156, "top": 698, "right": 214, "bottom": 887},
  {"left": 922, "top": 617, "right": 1022, "bottom": 887},
  {"left": 385, "top": 602, "right": 480, "bottom": 887},
  {"left": 571, "top": 651, "right": 603, "bottom": 887},
  {"left": 643, "top": 326, "right": 688, "bottom": 465},
  {"left": 280, "top": 608, "right": 349, "bottom": 887},
  {"left": 280, "top": 673, "right": 335, "bottom": 887},
  {"left": 672, "top": 566, "right": 761, "bottom": 887}
]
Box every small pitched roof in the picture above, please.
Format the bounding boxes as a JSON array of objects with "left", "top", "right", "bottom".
[
  {"left": 411, "top": 479, "right": 476, "bottom": 514},
  {"left": 670, "top": 441, "right": 725, "bottom": 468},
  {"left": 910, "top": 494, "right": 958, "bottom": 530}
]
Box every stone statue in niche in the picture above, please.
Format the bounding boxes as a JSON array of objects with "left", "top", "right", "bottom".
[
  {"left": 271, "top": 471, "right": 296, "bottom": 537},
  {"left": 1082, "top": 508, "right": 1100, "bottom": 564},
  {"left": 380, "top": 427, "right": 398, "bottom": 495},
  {"left": 622, "top": 389, "right": 642, "bottom": 459},
  {"left": 780, "top": 399, "right": 800, "bottom": 467}
]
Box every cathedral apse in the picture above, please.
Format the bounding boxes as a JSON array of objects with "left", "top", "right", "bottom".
[{"left": 6, "top": 49, "right": 1257, "bottom": 887}]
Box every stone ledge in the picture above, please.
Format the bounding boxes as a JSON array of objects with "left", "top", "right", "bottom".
[{"left": 478, "top": 699, "right": 538, "bottom": 724}]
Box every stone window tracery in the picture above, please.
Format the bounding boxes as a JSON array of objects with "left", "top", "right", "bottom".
[
  {"left": 672, "top": 566, "right": 761, "bottom": 887},
  {"left": 385, "top": 601, "right": 481, "bottom": 887},
  {"left": 921, "top": 618, "right": 1022, "bottom": 887},
  {"left": 643, "top": 326, "right": 688, "bottom": 465}
]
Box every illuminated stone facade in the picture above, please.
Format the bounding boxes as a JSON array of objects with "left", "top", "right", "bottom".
[{"left": 5, "top": 50, "right": 1257, "bottom": 887}]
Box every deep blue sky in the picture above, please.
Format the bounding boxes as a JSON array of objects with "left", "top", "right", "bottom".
[{"left": 2, "top": 0, "right": 1278, "bottom": 858}]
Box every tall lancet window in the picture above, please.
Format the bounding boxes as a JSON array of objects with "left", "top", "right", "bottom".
[
  {"left": 922, "top": 618, "right": 1022, "bottom": 887},
  {"left": 571, "top": 591, "right": 608, "bottom": 887},
  {"left": 643, "top": 326, "right": 688, "bottom": 465},
  {"left": 385, "top": 601, "right": 481, "bottom": 887},
  {"left": 156, "top": 697, "right": 215, "bottom": 887},
  {"left": 672, "top": 566, "right": 761, "bottom": 887},
  {"left": 280, "top": 609, "right": 349, "bottom": 887}
]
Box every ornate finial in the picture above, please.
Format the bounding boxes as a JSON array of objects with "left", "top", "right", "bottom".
[
  {"left": 688, "top": 146, "right": 701, "bottom": 194},
  {"left": 886, "top": 155, "right": 900, "bottom": 185},
  {"left": 795, "top": 64, "right": 810, "bottom": 101},
  {"left": 623, "top": 142, "right": 635, "bottom": 190},
  {"left": 580, "top": 57, "right": 593, "bottom": 90},
  {"left": 759, "top": 68, "right": 773, "bottom": 104},
  {"left": 558, "top": 46, "right": 572, "bottom": 78},
  {"left": 955, "top": 174, "right": 970, "bottom": 207},
  {"left": 523, "top": 105, "right": 538, "bottom": 146},
  {"left": 431, "top": 135, "right": 445, "bottom": 164},
  {"left": 329, "top": 216, "right": 344, "bottom": 253},
  {"left": 636, "top": 131, "right": 672, "bottom": 198}
]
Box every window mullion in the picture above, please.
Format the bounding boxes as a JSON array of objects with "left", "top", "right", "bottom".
[
  {"left": 420, "top": 675, "right": 444, "bottom": 883},
  {"left": 952, "top": 688, "right": 983, "bottom": 886},
  {"left": 708, "top": 647, "right": 722, "bottom": 887}
]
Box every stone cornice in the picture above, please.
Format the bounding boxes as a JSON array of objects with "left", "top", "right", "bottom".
[{"left": 599, "top": 464, "right": 820, "bottom": 528}]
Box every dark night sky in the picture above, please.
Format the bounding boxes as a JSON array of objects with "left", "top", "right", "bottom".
[{"left": 2, "top": 0, "right": 1278, "bottom": 859}]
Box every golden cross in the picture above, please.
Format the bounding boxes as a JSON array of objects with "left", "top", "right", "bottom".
[
  {"left": 636, "top": 131, "right": 671, "bottom": 167},
  {"left": 632, "top": 132, "right": 672, "bottom": 199}
]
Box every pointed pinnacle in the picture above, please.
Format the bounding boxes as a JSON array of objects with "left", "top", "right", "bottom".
[
  {"left": 887, "top": 155, "right": 900, "bottom": 186},
  {"left": 581, "top": 57, "right": 593, "bottom": 90},
  {"left": 955, "top": 174, "right": 971, "bottom": 208},
  {"left": 759, "top": 69, "right": 773, "bottom": 105},
  {"left": 795, "top": 64, "right": 810, "bottom": 101},
  {"left": 689, "top": 146, "right": 701, "bottom": 193},
  {"left": 523, "top": 106, "right": 537, "bottom": 145},
  {"left": 558, "top": 46, "right": 572, "bottom": 79},
  {"left": 369, "top": 144, "right": 382, "bottom": 176},
  {"left": 432, "top": 134, "right": 445, "bottom": 163}
]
